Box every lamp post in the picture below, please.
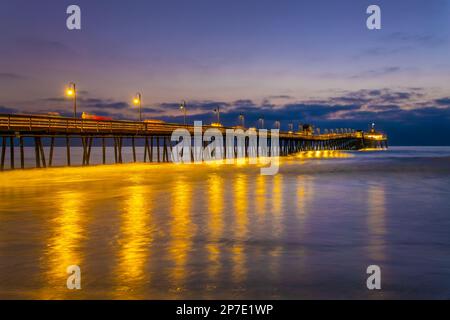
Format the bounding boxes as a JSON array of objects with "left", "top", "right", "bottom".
[
  {"left": 274, "top": 120, "right": 280, "bottom": 129},
  {"left": 288, "top": 123, "right": 293, "bottom": 132},
  {"left": 66, "top": 82, "right": 77, "bottom": 118},
  {"left": 239, "top": 114, "right": 245, "bottom": 128},
  {"left": 214, "top": 106, "right": 220, "bottom": 124},
  {"left": 258, "top": 117, "right": 264, "bottom": 129},
  {"left": 133, "top": 92, "right": 142, "bottom": 122},
  {"left": 180, "top": 100, "right": 187, "bottom": 125}
]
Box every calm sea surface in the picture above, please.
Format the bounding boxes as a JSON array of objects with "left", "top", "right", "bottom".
[{"left": 1, "top": 146, "right": 450, "bottom": 299}]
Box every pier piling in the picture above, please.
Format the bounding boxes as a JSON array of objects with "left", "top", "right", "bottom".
[
  {"left": 132, "top": 137, "right": 136, "bottom": 162},
  {"left": 9, "top": 136, "right": 14, "bottom": 169},
  {"left": 19, "top": 136, "right": 24, "bottom": 169},
  {"left": 1, "top": 137, "right": 6, "bottom": 171},
  {"left": 49, "top": 137, "right": 55, "bottom": 167},
  {"left": 66, "top": 136, "right": 71, "bottom": 166},
  {"left": 102, "top": 137, "right": 106, "bottom": 164}
]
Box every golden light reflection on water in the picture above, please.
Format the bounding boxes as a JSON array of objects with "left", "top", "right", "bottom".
[
  {"left": 255, "top": 175, "right": 267, "bottom": 220},
  {"left": 115, "top": 185, "right": 152, "bottom": 297},
  {"left": 271, "top": 175, "right": 283, "bottom": 237},
  {"left": 367, "top": 184, "right": 386, "bottom": 261},
  {"left": 0, "top": 156, "right": 405, "bottom": 299},
  {"left": 296, "top": 176, "right": 315, "bottom": 227},
  {"left": 206, "top": 174, "right": 224, "bottom": 280},
  {"left": 268, "top": 175, "right": 283, "bottom": 286},
  {"left": 232, "top": 174, "right": 248, "bottom": 284},
  {"left": 42, "top": 190, "right": 86, "bottom": 299},
  {"left": 294, "top": 175, "right": 315, "bottom": 273},
  {"left": 169, "top": 180, "right": 194, "bottom": 291},
  {"left": 297, "top": 179, "right": 307, "bottom": 221},
  {"left": 208, "top": 174, "right": 224, "bottom": 238},
  {"left": 295, "top": 150, "right": 353, "bottom": 159}
]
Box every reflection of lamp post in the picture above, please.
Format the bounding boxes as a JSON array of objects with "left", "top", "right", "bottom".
[
  {"left": 239, "top": 114, "right": 245, "bottom": 128},
  {"left": 66, "top": 82, "right": 77, "bottom": 118},
  {"left": 133, "top": 92, "right": 142, "bottom": 121},
  {"left": 180, "top": 101, "right": 187, "bottom": 125}
]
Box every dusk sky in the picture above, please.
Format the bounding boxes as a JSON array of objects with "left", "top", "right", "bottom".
[{"left": 1, "top": 0, "right": 449, "bottom": 144}]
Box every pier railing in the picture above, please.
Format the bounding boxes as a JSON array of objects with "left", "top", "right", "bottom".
[{"left": 0, "top": 113, "right": 381, "bottom": 140}]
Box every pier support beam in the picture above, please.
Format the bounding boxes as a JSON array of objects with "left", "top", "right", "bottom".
[
  {"left": 38, "top": 138, "right": 46, "bottom": 168},
  {"left": 9, "top": 136, "right": 14, "bottom": 169},
  {"left": 163, "top": 137, "right": 170, "bottom": 162},
  {"left": 156, "top": 137, "right": 160, "bottom": 162},
  {"left": 102, "top": 137, "right": 106, "bottom": 165},
  {"left": 144, "top": 137, "right": 149, "bottom": 162},
  {"left": 34, "top": 137, "right": 41, "bottom": 168},
  {"left": 113, "top": 137, "right": 118, "bottom": 163},
  {"left": 66, "top": 136, "right": 71, "bottom": 166},
  {"left": 49, "top": 136, "right": 55, "bottom": 167},
  {"left": 132, "top": 137, "right": 136, "bottom": 162},
  {"left": 86, "top": 137, "right": 93, "bottom": 165},
  {"left": 118, "top": 137, "right": 123, "bottom": 163},
  {"left": 150, "top": 136, "right": 154, "bottom": 162},
  {"left": 81, "top": 137, "right": 87, "bottom": 166},
  {"left": 1, "top": 137, "right": 6, "bottom": 171},
  {"left": 20, "top": 136, "right": 24, "bottom": 169}
]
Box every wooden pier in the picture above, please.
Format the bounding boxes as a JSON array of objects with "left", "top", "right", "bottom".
[{"left": 0, "top": 114, "right": 388, "bottom": 170}]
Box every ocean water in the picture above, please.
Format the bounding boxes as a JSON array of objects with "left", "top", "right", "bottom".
[{"left": 0, "top": 146, "right": 450, "bottom": 299}]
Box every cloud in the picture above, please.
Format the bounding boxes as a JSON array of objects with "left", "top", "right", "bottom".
[
  {"left": 359, "top": 46, "right": 409, "bottom": 57},
  {"left": 148, "top": 89, "right": 450, "bottom": 144},
  {"left": 356, "top": 32, "right": 446, "bottom": 59},
  {"left": 87, "top": 101, "right": 129, "bottom": 110},
  {"left": 156, "top": 101, "right": 230, "bottom": 114},
  {"left": 266, "top": 95, "right": 294, "bottom": 100},
  {"left": 367, "top": 104, "right": 402, "bottom": 112},
  {"left": 141, "top": 107, "right": 161, "bottom": 113},
  {"left": 328, "top": 88, "right": 424, "bottom": 106},
  {"left": 0, "top": 73, "right": 26, "bottom": 80},
  {"left": 233, "top": 99, "right": 255, "bottom": 107},
  {"left": 385, "top": 32, "right": 445, "bottom": 47},
  {"left": 8, "top": 88, "right": 450, "bottom": 145},
  {"left": 350, "top": 67, "right": 401, "bottom": 79},
  {"left": 40, "top": 96, "right": 130, "bottom": 110},
  {"left": 0, "top": 106, "right": 17, "bottom": 113},
  {"left": 15, "top": 37, "right": 73, "bottom": 54},
  {"left": 435, "top": 97, "right": 450, "bottom": 106},
  {"left": 28, "top": 89, "right": 447, "bottom": 128}
]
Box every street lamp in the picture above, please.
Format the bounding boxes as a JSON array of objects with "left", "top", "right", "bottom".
[
  {"left": 66, "top": 82, "right": 77, "bottom": 118},
  {"left": 288, "top": 123, "right": 293, "bottom": 132},
  {"left": 213, "top": 106, "right": 220, "bottom": 124},
  {"left": 239, "top": 114, "right": 245, "bottom": 128},
  {"left": 133, "top": 92, "right": 142, "bottom": 122},
  {"left": 258, "top": 117, "right": 264, "bottom": 129},
  {"left": 180, "top": 100, "right": 187, "bottom": 125},
  {"left": 274, "top": 121, "right": 280, "bottom": 129}
]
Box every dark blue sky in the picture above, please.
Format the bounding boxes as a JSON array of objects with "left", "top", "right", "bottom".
[{"left": 0, "top": 0, "right": 449, "bottom": 145}]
